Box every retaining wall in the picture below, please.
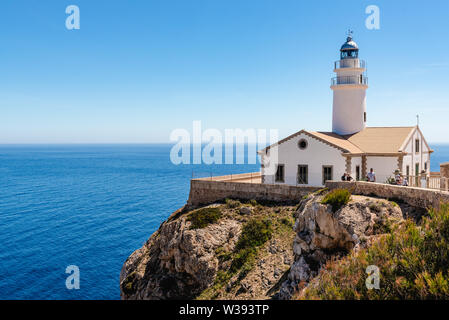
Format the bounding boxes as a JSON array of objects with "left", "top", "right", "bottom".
[
  {"left": 326, "top": 181, "right": 449, "bottom": 209},
  {"left": 187, "top": 179, "right": 319, "bottom": 207}
]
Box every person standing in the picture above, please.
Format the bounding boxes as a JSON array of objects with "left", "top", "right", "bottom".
[
  {"left": 367, "top": 168, "right": 376, "bottom": 182},
  {"left": 402, "top": 175, "right": 409, "bottom": 186},
  {"left": 395, "top": 170, "right": 402, "bottom": 185}
]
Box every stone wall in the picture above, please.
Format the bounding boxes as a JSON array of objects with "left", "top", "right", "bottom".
[
  {"left": 326, "top": 181, "right": 449, "bottom": 209},
  {"left": 441, "top": 163, "right": 449, "bottom": 179},
  {"left": 187, "top": 179, "right": 319, "bottom": 207}
]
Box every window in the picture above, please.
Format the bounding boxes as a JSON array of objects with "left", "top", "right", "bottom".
[
  {"left": 425, "top": 162, "right": 428, "bottom": 171},
  {"left": 406, "top": 165, "right": 410, "bottom": 177},
  {"left": 364, "top": 112, "right": 367, "bottom": 123},
  {"left": 275, "top": 164, "right": 285, "bottom": 183},
  {"left": 415, "top": 139, "right": 420, "bottom": 153},
  {"left": 298, "top": 139, "right": 308, "bottom": 150},
  {"left": 322, "top": 166, "right": 333, "bottom": 185},
  {"left": 356, "top": 165, "right": 360, "bottom": 181},
  {"left": 297, "top": 165, "right": 308, "bottom": 184}
]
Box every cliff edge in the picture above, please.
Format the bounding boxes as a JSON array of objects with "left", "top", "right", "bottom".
[{"left": 120, "top": 190, "right": 419, "bottom": 300}]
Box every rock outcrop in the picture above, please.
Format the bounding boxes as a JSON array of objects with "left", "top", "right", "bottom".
[
  {"left": 278, "top": 194, "right": 403, "bottom": 299},
  {"left": 120, "top": 206, "right": 242, "bottom": 299},
  {"left": 120, "top": 203, "right": 296, "bottom": 300}
]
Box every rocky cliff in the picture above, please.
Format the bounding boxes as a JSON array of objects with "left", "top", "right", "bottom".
[
  {"left": 120, "top": 191, "right": 421, "bottom": 300},
  {"left": 120, "top": 201, "right": 297, "bottom": 300}
]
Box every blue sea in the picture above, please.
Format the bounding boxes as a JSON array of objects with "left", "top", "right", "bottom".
[
  {"left": 0, "top": 144, "right": 447, "bottom": 300},
  {"left": 0, "top": 144, "right": 260, "bottom": 300}
]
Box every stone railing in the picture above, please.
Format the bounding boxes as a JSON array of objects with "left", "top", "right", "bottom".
[
  {"left": 193, "top": 172, "right": 261, "bottom": 183},
  {"left": 187, "top": 178, "right": 319, "bottom": 208},
  {"left": 326, "top": 181, "right": 449, "bottom": 209}
]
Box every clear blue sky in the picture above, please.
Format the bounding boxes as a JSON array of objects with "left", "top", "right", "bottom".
[{"left": 1, "top": 0, "right": 448, "bottom": 143}]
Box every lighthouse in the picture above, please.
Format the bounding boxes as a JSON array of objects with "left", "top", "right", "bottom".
[
  {"left": 259, "top": 32, "right": 432, "bottom": 188},
  {"left": 331, "top": 32, "right": 368, "bottom": 135}
]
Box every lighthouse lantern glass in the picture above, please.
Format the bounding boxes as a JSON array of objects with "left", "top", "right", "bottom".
[{"left": 341, "top": 49, "right": 358, "bottom": 59}]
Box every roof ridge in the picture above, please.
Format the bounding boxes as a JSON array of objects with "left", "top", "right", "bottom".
[{"left": 366, "top": 126, "right": 416, "bottom": 128}]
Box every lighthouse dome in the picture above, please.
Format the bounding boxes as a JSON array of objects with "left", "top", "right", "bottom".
[{"left": 340, "top": 36, "right": 358, "bottom": 51}]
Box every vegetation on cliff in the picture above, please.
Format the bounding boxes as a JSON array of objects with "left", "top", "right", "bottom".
[
  {"left": 197, "top": 202, "right": 296, "bottom": 300},
  {"left": 321, "top": 188, "right": 351, "bottom": 212},
  {"left": 300, "top": 204, "right": 449, "bottom": 300},
  {"left": 188, "top": 207, "right": 222, "bottom": 229}
]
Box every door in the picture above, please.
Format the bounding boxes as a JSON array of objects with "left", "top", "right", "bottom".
[
  {"left": 322, "top": 166, "right": 333, "bottom": 185},
  {"left": 297, "top": 165, "right": 308, "bottom": 185},
  {"left": 275, "top": 164, "right": 285, "bottom": 183},
  {"left": 356, "top": 166, "right": 360, "bottom": 181}
]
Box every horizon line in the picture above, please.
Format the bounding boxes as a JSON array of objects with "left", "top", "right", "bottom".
[{"left": 0, "top": 141, "right": 449, "bottom": 146}]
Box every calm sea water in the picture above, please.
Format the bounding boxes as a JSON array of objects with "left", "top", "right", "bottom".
[
  {"left": 0, "top": 144, "right": 447, "bottom": 300},
  {"left": 0, "top": 144, "right": 259, "bottom": 300}
]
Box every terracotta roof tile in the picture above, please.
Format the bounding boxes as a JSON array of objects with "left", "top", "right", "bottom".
[
  {"left": 308, "top": 131, "right": 363, "bottom": 154},
  {"left": 345, "top": 127, "right": 415, "bottom": 154}
]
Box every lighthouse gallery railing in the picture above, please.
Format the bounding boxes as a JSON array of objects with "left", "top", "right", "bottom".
[
  {"left": 331, "top": 75, "right": 368, "bottom": 86},
  {"left": 334, "top": 59, "right": 366, "bottom": 69}
]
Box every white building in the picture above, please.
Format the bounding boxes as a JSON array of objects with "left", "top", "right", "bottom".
[{"left": 259, "top": 34, "right": 433, "bottom": 187}]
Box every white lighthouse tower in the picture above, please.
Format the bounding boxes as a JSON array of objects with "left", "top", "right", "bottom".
[{"left": 331, "top": 32, "right": 368, "bottom": 135}]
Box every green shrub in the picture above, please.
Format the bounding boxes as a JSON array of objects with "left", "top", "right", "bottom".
[
  {"left": 390, "top": 201, "right": 399, "bottom": 207},
  {"left": 228, "top": 218, "right": 273, "bottom": 275},
  {"left": 235, "top": 218, "right": 273, "bottom": 251},
  {"left": 225, "top": 198, "right": 241, "bottom": 209},
  {"left": 281, "top": 217, "right": 294, "bottom": 228},
  {"left": 249, "top": 199, "right": 258, "bottom": 206},
  {"left": 301, "top": 204, "right": 449, "bottom": 300},
  {"left": 197, "top": 270, "right": 232, "bottom": 300},
  {"left": 188, "top": 207, "right": 222, "bottom": 229},
  {"left": 369, "top": 202, "right": 382, "bottom": 213},
  {"left": 314, "top": 188, "right": 329, "bottom": 196},
  {"left": 372, "top": 217, "right": 394, "bottom": 234},
  {"left": 321, "top": 189, "right": 351, "bottom": 213},
  {"left": 230, "top": 247, "right": 257, "bottom": 274},
  {"left": 215, "top": 247, "right": 232, "bottom": 262},
  {"left": 121, "top": 271, "right": 136, "bottom": 295}
]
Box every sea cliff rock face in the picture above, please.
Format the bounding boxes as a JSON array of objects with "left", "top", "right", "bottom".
[
  {"left": 278, "top": 194, "right": 403, "bottom": 299},
  {"left": 120, "top": 202, "right": 297, "bottom": 300},
  {"left": 120, "top": 193, "right": 408, "bottom": 300},
  {"left": 120, "top": 206, "right": 242, "bottom": 300}
]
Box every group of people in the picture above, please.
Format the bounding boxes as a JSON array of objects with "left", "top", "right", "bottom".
[
  {"left": 341, "top": 172, "right": 354, "bottom": 181},
  {"left": 341, "top": 168, "right": 409, "bottom": 186},
  {"left": 341, "top": 168, "right": 377, "bottom": 182},
  {"left": 394, "top": 170, "right": 409, "bottom": 186}
]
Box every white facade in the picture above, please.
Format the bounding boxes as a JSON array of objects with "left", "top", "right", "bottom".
[
  {"left": 401, "top": 127, "right": 431, "bottom": 176},
  {"left": 261, "top": 132, "right": 346, "bottom": 186}
]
